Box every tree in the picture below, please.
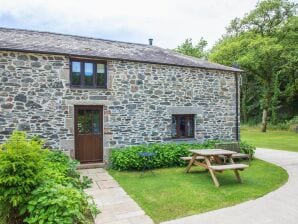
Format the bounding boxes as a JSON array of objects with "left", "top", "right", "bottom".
[
  {"left": 226, "top": 0, "right": 296, "bottom": 36},
  {"left": 210, "top": 0, "right": 297, "bottom": 132},
  {"left": 210, "top": 33, "right": 283, "bottom": 131},
  {"left": 174, "top": 38, "right": 208, "bottom": 58},
  {"left": 276, "top": 16, "right": 298, "bottom": 119}
]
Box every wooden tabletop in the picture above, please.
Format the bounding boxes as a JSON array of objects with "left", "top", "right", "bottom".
[{"left": 189, "top": 149, "right": 236, "bottom": 156}]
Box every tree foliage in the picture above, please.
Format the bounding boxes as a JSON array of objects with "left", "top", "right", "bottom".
[
  {"left": 174, "top": 38, "right": 208, "bottom": 58},
  {"left": 209, "top": 0, "right": 297, "bottom": 131},
  {"left": 227, "top": 0, "right": 295, "bottom": 36}
]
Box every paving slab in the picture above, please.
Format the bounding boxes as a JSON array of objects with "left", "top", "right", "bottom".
[
  {"left": 161, "top": 148, "right": 298, "bottom": 224},
  {"left": 79, "top": 168, "right": 154, "bottom": 224}
]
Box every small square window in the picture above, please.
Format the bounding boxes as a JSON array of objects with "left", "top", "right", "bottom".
[
  {"left": 70, "top": 59, "right": 107, "bottom": 88},
  {"left": 172, "top": 114, "right": 195, "bottom": 138}
]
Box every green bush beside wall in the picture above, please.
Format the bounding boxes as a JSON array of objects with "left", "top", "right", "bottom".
[
  {"left": 0, "top": 131, "right": 98, "bottom": 224},
  {"left": 110, "top": 140, "right": 256, "bottom": 171}
]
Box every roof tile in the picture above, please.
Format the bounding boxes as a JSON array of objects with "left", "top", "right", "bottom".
[{"left": 0, "top": 27, "right": 241, "bottom": 72}]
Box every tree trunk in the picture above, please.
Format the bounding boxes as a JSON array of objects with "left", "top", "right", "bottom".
[{"left": 261, "top": 108, "right": 268, "bottom": 132}]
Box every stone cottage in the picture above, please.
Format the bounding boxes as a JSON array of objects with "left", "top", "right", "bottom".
[{"left": 0, "top": 27, "right": 241, "bottom": 164}]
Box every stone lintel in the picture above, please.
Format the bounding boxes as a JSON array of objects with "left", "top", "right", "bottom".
[
  {"left": 167, "top": 106, "right": 202, "bottom": 115},
  {"left": 65, "top": 100, "right": 109, "bottom": 106}
]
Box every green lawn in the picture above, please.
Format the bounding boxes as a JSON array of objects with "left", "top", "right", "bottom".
[
  {"left": 109, "top": 159, "right": 288, "bottom": 223},
  {"left": 241, "top": 126, "right": 298, "bottom": 152}
]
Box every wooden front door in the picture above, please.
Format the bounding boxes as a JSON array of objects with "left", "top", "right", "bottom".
[{"left": 75, "top": 105, "right": 103, "bottom": 163}]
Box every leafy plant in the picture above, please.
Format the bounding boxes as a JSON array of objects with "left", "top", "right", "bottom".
[
  {"left": 43, "top": 150, "right": 92, "bottom": 189},
  {"left": 239, "top": 141, "right": 256, "bottom": 155},
  {"left": 109, "top": 141, "right": 217, "bottom": 171},
  {"left": 0, "top": 131, "right": 45, "bottom": 222},
  {"left": 110, "top": 140, "right": 256, "bottom": 171},
  {"left": 22, "top": 182, "right": 98, "bottom": 224},
  {"left": 287, "top": 116, "right": 298, "bottom": 133},
  {"left": 0, "top": 131, "right": 99, "bottom": 223}
]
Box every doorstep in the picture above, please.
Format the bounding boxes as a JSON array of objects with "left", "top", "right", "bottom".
[{"left": 77, "top": 162, "right": 106, "bottom": 169}]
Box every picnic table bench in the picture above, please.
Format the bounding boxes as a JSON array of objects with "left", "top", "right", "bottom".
[
  {"left": 184, "top": 149, "right": 249, "bottom": 187},
  {"left": 180, "top": 156, "right": 204, "bottom": 161},
  {"left": 215, "top": 142, "right": 251, "bottom": 160}
]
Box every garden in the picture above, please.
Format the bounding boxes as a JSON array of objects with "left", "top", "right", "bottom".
[
  {"left": 0, "top": 131, "right": 98, "bottom": 224},
  {"left": 0, "top": 132, "right": 290, "bottom": 224},
  {"left": 108, "top": 141, "right": 288, "bottom": 223}
]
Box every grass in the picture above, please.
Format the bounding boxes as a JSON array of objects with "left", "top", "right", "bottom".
[
  {"left": 241, "top": 126, "right": 298, "bottom": 152},
  {"left": 109, "top": 159, "right": 288, "bottom": 223}
]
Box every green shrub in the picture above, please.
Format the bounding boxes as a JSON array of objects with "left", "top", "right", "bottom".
[
  {"left": 239, "top": 141, "right": 256, "bottom": 155},
  {"left": 110, "top": 140, "right": 256, "bottom": 171},
  {"left": 0, "top": 131, "right": 99, "bottom": 223},
  {"left": 22, "top": 182, "right": 97, "bottom": 224},
  {"left": 0, "top": 131, "right": 45, "bottom": 222},
  {"left": 243, "top": 117, "right": 298, "bottom": 133},
  {"left": 44, "top": 150, "right": 78, "bottom": 176},
  {"left": 109, "top": 141, "right": 217, "bottom": 171},
  {"left": 288, "top": 116, "right": 298, "bottom": 133},
  {"left": 269, "top": 122, "right": 290, "bottom": 130},
  {"left": 42, "top": 150, "right": 92, "bottom": 189}
]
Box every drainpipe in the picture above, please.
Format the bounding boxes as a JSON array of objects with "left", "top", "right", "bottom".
[
  {"left": 233, "top": 63, "right": 240, "bottom": 142},
  {"left": 235, "top": 73, "right": 239, "bottom": 141}
]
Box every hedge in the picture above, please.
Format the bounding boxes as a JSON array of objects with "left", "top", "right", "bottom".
[{"left": 110, "top": 141, "right": 255, "bottom": 171}]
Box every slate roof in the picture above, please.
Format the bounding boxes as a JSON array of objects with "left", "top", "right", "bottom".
[{"left": 0, "top": 27, "right": 241, "bottom": 72}]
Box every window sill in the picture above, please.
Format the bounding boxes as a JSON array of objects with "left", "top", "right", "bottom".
[
  {"left": 69, "top": 86, "right": 108, "bottom": 90},
  {"left": 165, "top": 138, "right": 199, "bottom": 144},
  {"left": 165, "top": 138, "right": 198, "bottom": 143}
]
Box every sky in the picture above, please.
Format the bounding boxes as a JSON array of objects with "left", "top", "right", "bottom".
[{"left": 0, "top": 0, "right": 261, "bottom": 49}]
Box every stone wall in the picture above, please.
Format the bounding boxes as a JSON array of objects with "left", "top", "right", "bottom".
[{"left": 0, "top": 50, "right": 239, "bottom": 161}]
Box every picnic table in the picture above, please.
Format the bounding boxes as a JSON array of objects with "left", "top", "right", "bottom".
[{"left": 186, "top": 149, "right": 249, "bottom": 187}]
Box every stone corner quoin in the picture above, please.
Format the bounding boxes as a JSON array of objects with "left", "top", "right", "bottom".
[{"left": 0, "top": 50, "right": 240, "bottom": 162}]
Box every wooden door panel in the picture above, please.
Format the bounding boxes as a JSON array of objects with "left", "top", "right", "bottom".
[{"left": 75, "top": 105, "right": 103, "bottom": 163}]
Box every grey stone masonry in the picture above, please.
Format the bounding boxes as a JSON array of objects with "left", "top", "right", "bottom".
[{"left": 0, "top": 50, "right": 240, "bottom": 161}]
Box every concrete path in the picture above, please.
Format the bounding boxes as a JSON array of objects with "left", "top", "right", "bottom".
[
  {"left": 162, "top": 148, "right": 298, "bottom": 224},
  {"left": 79, "top": 168, "right": 153, "bottom": 224}
]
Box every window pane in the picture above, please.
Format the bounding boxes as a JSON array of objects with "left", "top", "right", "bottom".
[
  {"left": 77, "top": 109, "right": 85, "bottom": 134},
  {"left": 179, "top": 116, "right": 186, "bottom": 137},
  {"left": 171, "top": 116, "right": 177, "bottom": 137},
  {"left": 97, "top": 63, "right": 106, "bottom": 87},
  {"left": 93, "top": 110, "right": 100, "bottom": 133},
  {"left": 84, "top": 110, "right": 92, "bottom": 133},
  {"left": 77, "top": 109, "right": 92, "bottom": 134},
  {"left": 172, "top": 115, "right": 194, "bottom": 138},
  {"left": 72, "top": 61, "right": 81, "bottom": 85},
  {"left": 186, "top": 116, "right": 194, "bottom": 137},
  {"left": 84, "top": 63, "right": 94, "bottom": 86}
]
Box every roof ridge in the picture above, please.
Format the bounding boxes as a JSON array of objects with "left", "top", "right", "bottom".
[
  {"left": 0, "top": 26, "right": 153, "bottom": 47},
  {"left": 0, "top": 26, "right": 242, "bottom": 72}
]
